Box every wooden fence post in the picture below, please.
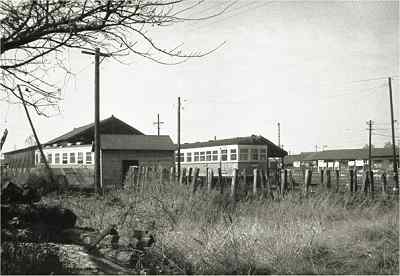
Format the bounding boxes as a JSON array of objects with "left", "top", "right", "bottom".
[
  {"left": 231, "top": 169, "right": 238, "bottom": 199},
  {"left": 325, "top": 169, "right": 331, "bottom": 189},
  {"left": 144, "top": 167, "right": 149, "bottom": 186},
  {"left": 188, "top": 168, "right": 193, "bottom": 186},
  {"left": 192, "top": 168, "right": 199, "bottom": 193},
  {"left": 288, "top": 169, "right": 294, "bottom": 192},
  {"left": 218, "top": 168, "right": 223, "bottom": 194},
  {"left": 207, "top": 169, "right": 214, "bottom": 192},
  {"left": 141, "top": 167, "right": 146, "bottom": 190},
  {"left": 320, "top": 168, "right": 324, "bottom": 186},
  {"left": 136, "top": 166, "right": 142, "bottom": 190},
  {"left": 280, "top": 169, "right": 288, "bottom": 195},
  {"left": 369, "top": 170, "right": 374, "bottom": 198},
  {"left": 253, "top": 168, "right": 258, "bottom": 196},
  {"left": 180, "top": 167, "right": 186, "bottom": 185},
  {"left": 335, "top": 169, "right": 340, "bottom": 192},
  {"left": 169, "top": 167, "right": 175, "bottom": 185},
  {"left": 354, "top": 168, "right": 358, "bottom": 192},
  {"left": 242, "top": 169, "right": 247, "bottom": 195},
  {"left": 304, "top": 169, "right": 312, "bottom": 195},
  {"left": 362, "top": 170, "right": 369, "bottom": 194},
  {"left": 381, "top": 172, "right": 387, "bottom": 196},
  {"left": 349, "top": 169, "right": 354, "bottom": 193}
]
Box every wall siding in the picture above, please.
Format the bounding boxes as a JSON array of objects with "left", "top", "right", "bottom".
[{"left": 101, "top": 150, "right": 174, "bottom": 187}]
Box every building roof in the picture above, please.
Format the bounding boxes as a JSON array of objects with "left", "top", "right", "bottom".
[
  {"left": 284, "top": 147, "right": 399, "bottom": 163},
  {"left": 100, "top": 134, "right": 175, "bottom": 151},
  {"left": 3, "top": 145, "right": 37, "bottom": 155},
  {"left": 46, "top": 115, "right": 144, "bottom": 145},
  {"left": 180, "top": 135, "right": 287, "bottom": 157}
]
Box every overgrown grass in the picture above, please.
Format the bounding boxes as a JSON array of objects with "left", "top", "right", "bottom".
[{"left": 43, "top": 181, "right": 399, "bottom": 275}]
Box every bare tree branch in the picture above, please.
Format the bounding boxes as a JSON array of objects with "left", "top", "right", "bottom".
[{"left": 0, "top": 0, "right": 230, "bottom": 115}]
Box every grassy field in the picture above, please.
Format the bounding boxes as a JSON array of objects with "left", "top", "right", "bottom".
[{"left": 43, "top": 181, "right": 399, "bottom": 275}]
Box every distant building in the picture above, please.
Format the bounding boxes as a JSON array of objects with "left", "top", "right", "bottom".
[
  {"left": 284, "top": 148, "right": 400, "bottom": 171},
  {"left": 3, "top": 115, "right": 175, "bottom": 187},
  {"left": 176, "top": 135, "right": 287, "bottom": 176}
]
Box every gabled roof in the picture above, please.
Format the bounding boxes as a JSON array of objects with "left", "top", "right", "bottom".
[
  {"left": 101, "top": 134, "right": 175, "bottom": 151},
  {"left": 180, "top": 135, "right": 287, "bottom": 157},
  {"left": 284, "top": 147, "right": 399, "bottom": 162},
  {"left": 46, "top": 115, "right": 144, "bottom": 145}
]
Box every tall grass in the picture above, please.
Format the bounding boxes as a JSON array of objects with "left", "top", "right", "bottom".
[{"left": 43, "top": 180, "right": 399, "bottom": 275}]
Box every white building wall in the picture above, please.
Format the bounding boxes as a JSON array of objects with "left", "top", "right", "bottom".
[{"left": 35, "top": 144, "right": 94, "bottom": 167}]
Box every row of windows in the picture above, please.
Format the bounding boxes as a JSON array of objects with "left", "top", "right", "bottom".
[
  {"left": 36, "top": 152, "right": 93, "bottom": 165},
  {"left": 176, "top": 148, "right": 267, "bottom": 163}
]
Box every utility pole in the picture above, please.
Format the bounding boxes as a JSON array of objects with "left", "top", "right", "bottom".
[
  {"left": 277, "top": 122, "right": 281, "bottom": 147},
  {"left": 17, "top": 85, "right": 55, "bottom": 184},
  {"left": 82, "top": 48, "right": 110, "bottom": 194},
  {"left": 367, "top": 120, "right": 373, "bottom": 171},
  {"left": 177, "top": 97, "right": 181, "bottom": 180},
  {"left": 388, "top": 77, "right": 399, "bottom": 189},
  {"left": 153, "top": 113, "right": 164, "bottom": 136}
]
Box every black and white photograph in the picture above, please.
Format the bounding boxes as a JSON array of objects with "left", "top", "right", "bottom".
[{"left": 0, "top": 0, "right": 399, "bottom": 274}]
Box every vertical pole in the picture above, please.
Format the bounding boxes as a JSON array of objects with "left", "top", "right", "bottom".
[
  {"left": 368, "top": 120, "right": 373, "bottom": 172},
  {"left": 192, "top": 168, "right": 199, "bottom": 193},
  {"left": 280, "top": 169, "right": 287, "bottom": 195},
  {"left": 218, "top": 167, "right": 223, "bottom": 194},
  {"left": 207, "top": 169, "right": 213, "bottom": 192},
  {"left": 157, "top": 113, "right": 160, "bottom": 136},
  {"left": 325, "top": 169, "right": 331, "bottom": 189},
  {"left": 177, "top": 97, "right": 181, "bottom": 181},
  {"left": 381, "top": 171, "right": 387, "bottom": 197},
  {"left": 388, "top": 77, "right": 399, "bottom": 190},
  {"left": 94, "top": 48, "right": 101, "bottom": 194},
  {"left": 335, "top": 169, "right": 340, "bottom": 192},
  {"left": 253, "top": 168, "right": 258, "bottom": 196},
  {"left": 349, "top": 169, "right": 354, "bottom": 193},
  {"left": 304, "top": 169, "right": 311, "bottom": 195},
  {"left": 180, "top": 167, "right": 186, "bottom": 185},
  {"left": 354, "top": 168, "right": 358, "bottom": 192},
  {"left": 370, "top": 170, "right": 374, "bottom": 197},
  {"left": 231, "top": 169, "right": 238, "bottom": 199}
]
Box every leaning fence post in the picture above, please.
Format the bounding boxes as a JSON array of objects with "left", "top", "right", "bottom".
[
  {"left": 253, "top": 168, "right": 258, "bottom": 196},
  {"left": 349, "top": 169, "right": 354, "bottom": 193},
  {"left": 218, "top": 168, "right": 223, "bottom": 194},
  {"left": 231, "top": 169, "right": 238, "bottom": 199},
  {"left": 141, "top": 167, "right": 146, "bottom": 190},
  {"left": 354, "top": 168, "right": 358, "bottom": 192},
  {"left": 192, "top": 168, "right": 199, "bottom": 193},
  {"left": 304, "top": 169, "right": 312, "bottom": 195},
  {"left": 280, "top": 169, "right": 288, "bottom": 195},
  {"left": 381, "top": 172, "right": 387, "bottom": 197},
  {"left": 159, "top": 167, "right": 164, "bottom": 185}
]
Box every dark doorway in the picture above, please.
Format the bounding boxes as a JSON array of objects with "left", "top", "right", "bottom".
[{"left": 122, "top": 160, "right": 139, "bottom": 185}]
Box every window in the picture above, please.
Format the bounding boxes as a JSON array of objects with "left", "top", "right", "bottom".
[
  {"left": 206, "top": 151, "right": 212, "bottom": 161},
  {"left": 62, "top": 153, "right": 68, "bottom": 164},
  {"left": 260, "top": 149, "right": 267, "bottom": 160},
  {"left": 200, "top": 152, "right": 205, "bottom": 161},
  {"left": 186, "top": 152, "right": 192, "bottom": 162},
  {"left": 77, "top": 152, "right": 84, "bottom": 164},
  {"left": 251, "top": 149, "right": 258, "bottom": 160},
  {"left": 240, "top": 149, "right": 249, "bottom": 161},
  {"left": 47, "top": 153, "right": 52, "bottom": 164},
  {"left": 230, "top": 149, "right": 237, "bottom": 161},
  {"left": 212, "top": 150, "right": 218, "bottom": 161},
  {"left": 55, "top": 153, "right": 60, "bottom": 164},
  {"left": 194, "top": 152, "right": 199, "bottom": 162},
  {"left": 86, "top": 152, "right": 92, "bottom": 164},
  {"left": 180, "top": 153, "right": 184, "bottom": 162},
  {"left": 221, "top": 149, "right": 228, "bottom": 161},
  {"left": 70, "top": 152, "right": 76, "bottom": 163}
]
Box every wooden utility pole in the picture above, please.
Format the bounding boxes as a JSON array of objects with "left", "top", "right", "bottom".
[
  {"left": 153, "top": 113, "right": 164, "bottom": 136},
  {"left": 82, "top": 48, "right": 110, "bottom": 194},
  {"left": 367, "top": 120, "right": 373, "bottom": 171},
  {"left": 388, "top": 77, "right": 399, "bottom": 189},
  {"left": 177, "top": 97, "right": 181, "bottom": 180},
  {"left": 17, "top": 85, "right": 55, "bottom": 183}
]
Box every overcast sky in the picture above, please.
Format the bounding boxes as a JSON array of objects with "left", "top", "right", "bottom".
[{"left": 1, "top": 0, "right": 399, "bottom": 154}]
